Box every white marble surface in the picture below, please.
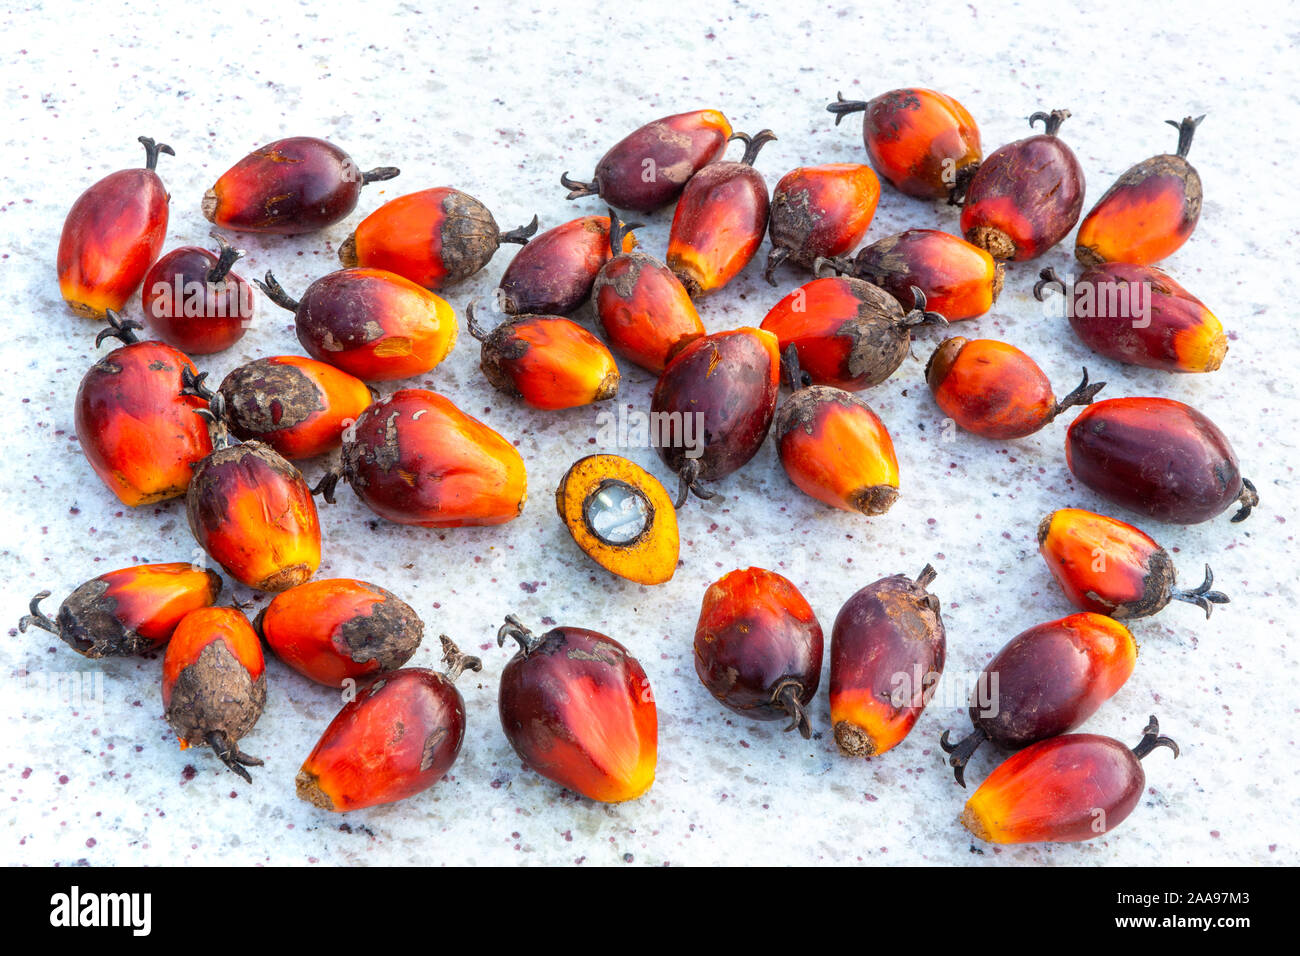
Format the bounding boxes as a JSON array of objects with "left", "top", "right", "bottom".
[{"left": 2, "top": 0, "right": 1297, "bottom": 866}]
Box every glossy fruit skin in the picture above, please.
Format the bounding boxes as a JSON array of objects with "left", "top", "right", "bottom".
[
  {"left": 564, "top": 109, "right": 733, "bottom": 213},
  {"left": 498, "top": 622, "right": 657, "bottom": 802},
  {"left": 765, "top": 163, "right": 879, "bottom": 281},
  {"left": 187, "top": 442, "right": 322, "bottom": 591},
  {"left": 667, "top": 132, "right": 774, "bottom": 296},
  {"left": 203, "top": 136, "right": 393, "bottom": 234},
  {"left": 651, "top": 328, "right": 781, "bottom": 488},
  {"left": 775, "top": 387, "right": 899, "bottom": 514},
  {"left": 830, "top": 567, "right": 945, "bottom": 757},
  {"left": 1076, "top": 117, "right": 1203, "bottom": 266},
  {"left": 141, "top": 244, "right": 253, "bottom": 354},
  {"left": 470, "top": 311, "right": 620, "bottom": 410},
  {"left": 21, "top": 563, "right": 222, "bottom": 659},
  {"left": 846, "top": 229, "right": 1003, "bottom": 321},
  {"left": 760, "top": 275, "right": 933, "bottom": 391},
  {"left": 592, "top": 249, "right": 704, "bottom": 374},
  {"left": 57, "top": 138, "right": 171, "bottom": 318},
  {"left": 1066, "top": 397, "right": 1255, "bottom": 524},
  {"left": 833, "top": 89, "right": 981, "bottom": 199},
  {"left": 257, "top": 578, "right": 423, "bottom": 686},
  {"left": 297, "top": 664, "right": 471, "bottom": 811},
  {"left": 554, "top": 454, "right": 679, "bottom": 586},
  {"left": 1037, "top": 508, "right": 1226, "bottom": 619},
  {"left": 941, "top": 613, "right": 1136, "bottom": 786},
  {"left": 961, "top": 718, "right": 1177, "bottom": 844},
  {"left": 162, "top": 606, "right": 266, "bottom": 778},
  {"left": 272, "top": 268, "right": 458, "bottom": 382},
  {"left": 498, "top": 215, "right": 634, "bottom": 316},
  {"left": 925, "top": 337, "right": 1101, "bottom": 439},
  {"left": 694, "top": 568, "right": 823, "bottom": 736},
  {"left": 1060, "top": 263, "right": 1226, "bottom": 373},
  {"left": 74, "top": 332, "right": 212, "bottom": 506},
  {"left": 218, "top": 355, "right": 373, "bottom": 460},
  {"left": 338, "top": 389, "right": 527, "bottom": 527},
  {"left": 961, "top": 111, "right": 1085, "bottom": 261},
  {"left": 339, "top": 187, "right": 532, "bottom": 290}
]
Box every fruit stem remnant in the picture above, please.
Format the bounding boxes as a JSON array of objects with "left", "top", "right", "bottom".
[
  {"left": 95, "top": 309, "right": 143, "bottom": 348},
  {"left": 826, "top": 92, "right": 869, "bottom": 125},
  {"left": 730, "top": 129, "right": 777, "bottom": 167},
  {"left": 439, "top": 635, "right": 483, "bottom": 682},
  {"left": 1047, "top": 368, "right": 1106, "bottom": 423},
  {"left": 1169, "top": 564, "right": 1230, "bottom": 618},
  {"left": 206, "top": 729, "right": 263, "bottom": 784},
  {"left": 1029, "top": 108, "right": 1071, "bottom": 137},
  {"left": 1166, "top": 114, "right": 1206, "bottom": 159},
  {"left": 206, "top": 233, "right": 244, "bottom": 284},
  {"left": 18, "top": 591, "right": 57, "bottom": 635},
  {"left": 497, "top": 615, "right": 544, "bottom": 657},
  {"left": 254, "top": 271, "right": 301, "bottom": 313},
  {"left": 138, "top": 135, "right": 175, "bottom": 171},
  {"left": 939, "top": 726, "right": 988, "bottom": 788},
  {"left": 1131, "top": 715, "right": 1179, "bottom": 761}
]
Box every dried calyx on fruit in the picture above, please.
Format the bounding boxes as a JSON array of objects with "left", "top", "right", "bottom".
[
  {"left": 773, "top": 345, "right": 900, "bottom": 515},
  {"left": 497, "top": 616, "right": 657, "bottom": 803},
  {"left": 466, "top": 301, "right": 620, "bottom": 410},
  {"left": 694, "top": 568, "right": 823, "bottom": 738},
  {"left": 667, "top": 129, "right": 777, "bottom": 296},
  {"left": 590, "top": 212, "right": 704, "bottom": 374},
  {"left": 20, "top": 564, "right": 222, "bottom": 659},
  {"left": 182, "top": 376, "right": 322, "bottom": 591},
  {"left": 162, "top": 606, "right": 267, "bottom": 783},
  {"left": 939, "top": 613, "right": 1137, "bottom": 786},
  {"left": 959, "top": 109, "right": 1085, "bottom": 261},
  {"left": 75, "top": 310, "right": 212, "bottom": 506},
  {"left": 1076, "top": 115, "right": 1205, "bottom": 266},
  {"left": 1038, "top": 508, "right": 1230, "bottom": 619},
  {"left": 215, "top": 355, "right": 373, "bottom": 460},
  {"left": 256, "top": 268, "right": 458, "bottom": 383},
  {"left": 256, "top": 579, "right": 425, "bottom": 687},
  {"left": 764, "top": 163, "right": 880, "bottom": 284},
  {"left": 58, "top": 136, "right": 173, "bottom": 318},
  {"left": 561, "top": 109, "right": 733, "bottom": 213},
  {"left": 339, "top": 187, "right": 537, "bottom": 290},
  {"left": 925, "top": 337, "right": 1104, "bottom": 440},
  {"left": 204, "top": 136, "right": 398, "bottom": 235},
  {"left": 761, "top": 266, "right": 947, "bottom": 391},
  {"left": 650, "top": 327, "right": 781, "bottom": 506},
  {"left": 826, "top": 88, "right": 981, "bottom": 201}
]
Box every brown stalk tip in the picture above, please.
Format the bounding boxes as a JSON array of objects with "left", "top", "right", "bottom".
[
  {"left": 138, "top": 136, "right": 175, "bottom": 171},
  {"left": 826, "top": 91, "right": 869, "bottom": 125},
  {"left": 1131, "top": 715, "right": 1179, "bottom": 760},
  {"left": 1166, "top": 114, "right": 1206, "bottom": 159},
  {"left": 1029, "top": 109, "right": 1071, "bottom": 137},
  {"left": 1033, "top": 266, "right": 1067, "bottom": 302},
  {"left": 1231, "top": 478, "right": 1259, "bottom": 523},
  {"left": 360, "top": 166, "right": 401, "bottom": 185},
  {"left": 730, "top": 129, "right": 777, "bottom": 167},
  {"left": 500, "top": 214, "right": 539, "bottom": 245},
  {"left": 440, "top": 635, "right": 483, "bottom": 682},
  {"left": 561, "top": 171, "right": 599, "bottom": 200}
]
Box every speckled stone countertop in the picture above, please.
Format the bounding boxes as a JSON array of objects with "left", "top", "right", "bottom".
[{"left": 2, "top": 1, "right": 1297, "bottom": 866}]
